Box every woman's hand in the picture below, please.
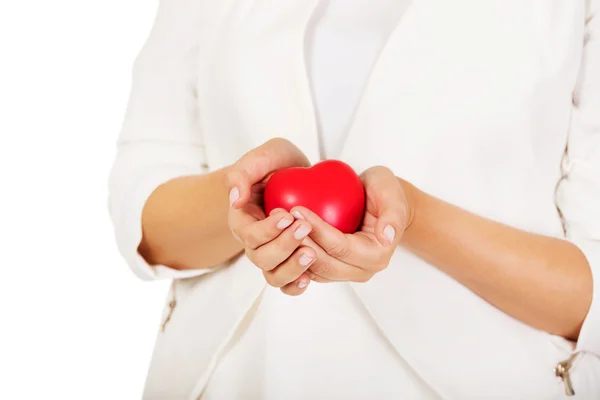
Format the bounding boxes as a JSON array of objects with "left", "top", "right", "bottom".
[
  {"left": 226, "top": 138, "right": 317, "bottom": 295},
  {"left": 294, "top": 166, "right": 414, "bottom": 283}
]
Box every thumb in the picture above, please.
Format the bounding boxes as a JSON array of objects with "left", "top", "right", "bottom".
[
  {"left": 224, "top": 166, "right": 253, "bottom": 209},
  {"left": 225, "top": 149, "right": 273, "bottom": 209},
  {"left": 373, "top": 194, "right": 409, "bottom": 247},
  {"left": 226, "top": 138, "right": 309, "bottom": 209}
]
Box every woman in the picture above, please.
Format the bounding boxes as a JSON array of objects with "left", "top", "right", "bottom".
[{"left": 109, "top": 0, "right": 600, "bottom": 398}]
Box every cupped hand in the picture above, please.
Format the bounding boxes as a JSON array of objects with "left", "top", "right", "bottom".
[
  {"left": 225, "top": 138, "right": 316, "bottom": 295},
  {"left": 293, "top": 166, "right": 414, "bottom": 283}
]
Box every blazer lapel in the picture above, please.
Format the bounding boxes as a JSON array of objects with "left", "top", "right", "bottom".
[
  {"left": 247, "top": 0, "right": 323, "bottom": 165},
  {"left": 261, "top": 0, "right": 322, "bottom": 164},
  {"left": 198, "top": 0, "right": 322, "bottom": 167},
  {"left": 338, "top": 0, "right": 420, "bottom": 166}
]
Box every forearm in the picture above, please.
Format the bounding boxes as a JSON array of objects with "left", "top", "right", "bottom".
[
  {"left": 139, "top": 167, "right": 243, "bottom": 271},
  {"left": 399, "top": 179, "right": 593, "bottom": 340}
]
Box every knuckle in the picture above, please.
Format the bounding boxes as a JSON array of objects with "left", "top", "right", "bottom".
[
  {"left": 370, "top": 165, "right": 387, "bottom": 174},
  {"left": 355, "top": 272, "right": 374, "bottom": 283},
  {"left": 233, "top": 224, "right": 251, "bottom": 246},
  {"left": 262, "top": 271, "right": 275, "bottom": 287},
  {"left": 389, "top": 208, "right": 407, "bottom": 224},
  {"left": 224, "top": 169, "right": 240, "bottom": 187},
  {"left": 263, "top": 271, "right": 282, "bottom": 288},
  {"left": 281, "top": 233, "right": 301, "bottom": 252},
  {"left": 251, "top": 151, "right": 270, "bottom": 167},
  {"left": 374, "top": 261, "right": 389, "bottom": 272},
  {"left": 281, "top": 286, "right": 299, "bottom": 297},
  {"left": 325, "top": 241, "right": 351, "bottom": 260},
  {"left": 306, "top": 270, "right": 319, "bottom": 281},
  {"left": 230, "top": 229, "right": 241, "bottom": 243},
  {"left": 248, "top": 252, "right": 270, "bottom": 272},
  {"left": 374, "top": 253, "right": 389, "bottom": 271},
  {"left": 309, "top": 260, "right": 332, "bottom": 278},
  {"left": 266, "top": 137, "right": 291, "bottom": 148},
  {"left": 252, "top": 256, "right": 271, "bottom": 273},
  {"left": 267, "top": 219, "right": 283, "bottom": 235},
  {"left": 244, "top": 229, "right": 261, "bottom": 250},
  {"left": 245, "top": 249, "right": 259, "bottom": 266},
  {"left": 228, "top": 167, "right": 250, "bottom": 188},
  {"left": 376, "top": 166, "right": 394, "bottom": 178},
  {"left": 366, "top": 250, "right": 390, "bottom": 273},
  {"left": 362, "top": 165, "right": 391, "bottom": 180},
  {"left": 229, "top": 224, "right": 243, "bottom": 242}
]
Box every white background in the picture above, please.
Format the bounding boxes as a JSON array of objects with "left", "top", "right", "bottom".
[{"left": 0, "top": 1, "right": 167, "bottom": 398}]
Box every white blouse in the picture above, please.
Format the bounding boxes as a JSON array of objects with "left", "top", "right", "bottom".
[{"left": 202, "top": 1, "right": 432, "bottom": 399}]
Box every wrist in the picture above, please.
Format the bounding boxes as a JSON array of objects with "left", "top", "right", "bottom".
[{"left": 397, "top": 177, "right": 422, "bottom": 235}]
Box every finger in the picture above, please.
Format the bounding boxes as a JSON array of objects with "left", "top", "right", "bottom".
[
  {"left": 300, "top": 236, "right": 369, "bottom": 282},
  {"left": 225, "top": 167, "right": 251, "bottom": 209},
  {"left": 247, "top": 138, "right": 310, "bottom": 182},
  {"left": 294, "top": 207, "right": 389, "bottom": 272},
  {"left": 305, "top": 270, "right": 334, "bottom": 283},
  {"left": 233, "top": 210, "right": 295, "bottom": 250},
  {"left": 269, "top": 208, "right": 288, "bottom": 216},
  {"left": 281, "top": 273, "right": 311, "bottom": 296},
  {"left": 263, "top": 246, "right": 316, "bottom": 288},
  {"left": 309, "top": 254, "right": 370, "bottom": 282},
  {"left": 246, "top": 220, "right": 313, "bottom": 271},
  {"left": 226, "top": 138, "right": 310, "bottom": 209},
  {"left": 227, "top": 203, "right": 259, "bottom": 242},
  {"left": 361, "top": 167, "right": 408, "bottom": 246},
  {"left": 372, "top": 190, "right": 408, "bottom": 247},
  {"left": 297, "top": 237, "right": 336, "bottom": 283},
  {"left": 290, "top": 206, "right": 352, "bottom": 261}
]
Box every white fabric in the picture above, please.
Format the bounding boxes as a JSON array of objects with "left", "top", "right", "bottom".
[
  {"left": 307, "top": 0, "right": 409, "bottom": 159},
  {"left": 202, "top": 284, "right": 439, "bottom": 400},
  {"left": 108, "top": 0, "right": 600, "bottom": 398},
  {"left": 203, "top": 5, "right": 421, "bottom": 399}
]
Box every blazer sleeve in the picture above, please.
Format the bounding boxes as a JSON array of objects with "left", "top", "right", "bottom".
[
  {"left": 555, "top": 0, "right": 600, "bottom": 357},
  {"left": 108, "top": 0, "right": 213, "bottom": 281}
]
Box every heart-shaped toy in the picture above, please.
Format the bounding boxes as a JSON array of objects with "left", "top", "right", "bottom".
[{"left": 264, "top": 160, "right": 365, "bottom": 233}]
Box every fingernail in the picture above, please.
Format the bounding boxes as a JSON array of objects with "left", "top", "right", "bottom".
[
  {"left": 297, "top": 278, "right": 309, "bottom": 289},
  {"left": 291, "top": 211, "right": 305, "bottom": 220},
  {"left": 299, "top": 253, "right": 314, "bottom": 266},
  {"left": 384, "top": 225, "right": 396, "bottom": 244},
  {"left": 294, "top": 225, "right": 311, "bottom": 240},
  {"left": 229, "top": 187, "right": 240, "bottom": 207},
  {"left": 276, "top": 217, "right": 293, "bottom": 230}
]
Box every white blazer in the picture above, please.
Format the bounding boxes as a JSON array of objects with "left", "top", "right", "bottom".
[{"left": 109, "top": 0, "right": 600, "bottom": 398}]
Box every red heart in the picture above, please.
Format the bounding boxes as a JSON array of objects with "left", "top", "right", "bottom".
[{"left": 264, "top": 160, "right": 365, "bottom": 233}]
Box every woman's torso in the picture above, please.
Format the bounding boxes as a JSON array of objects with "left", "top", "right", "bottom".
[
  {"left": 203, "top": 2, "right": 439, "bottom": 398},
  {"left": 143, "top": 1, "right": 595, "bottom": 399}
]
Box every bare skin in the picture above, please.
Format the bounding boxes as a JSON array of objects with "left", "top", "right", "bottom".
[
  {"left": 400, "top": 184, "right": 592, "bottom": 341},
  {"left": 139, "top": 138, "right": 316, "bottom": 295},
  {"left": 138, "top": 167, "right": 241, "bottom": 271},
  {"left": 297, "top": 177, "right": 592, "bottom": 341},
  {"left": 139, "top": 138, "right": 592, "bottom": 339}
]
